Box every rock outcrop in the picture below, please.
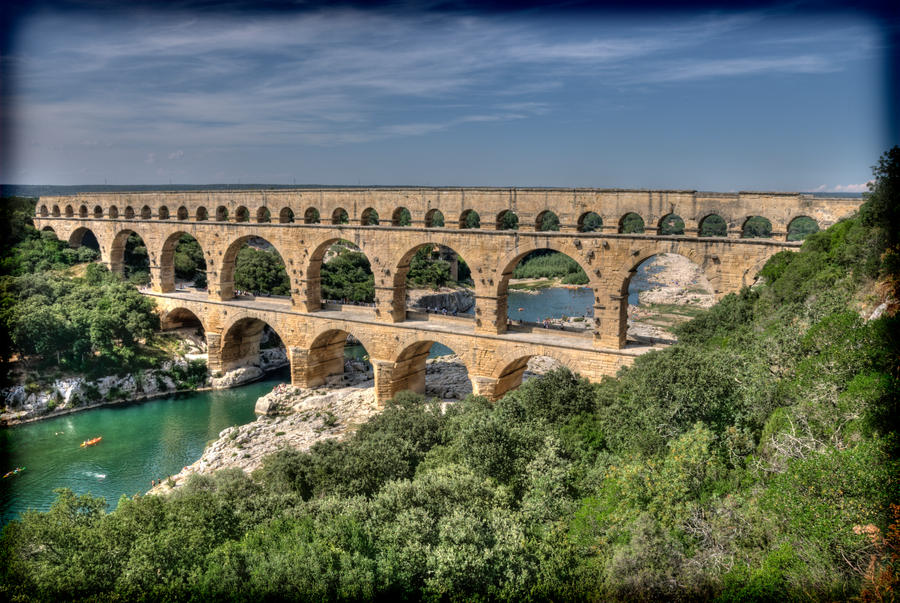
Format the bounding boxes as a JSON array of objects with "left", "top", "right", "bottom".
[{"left": 408, "top": 288, "right": 474, "bottom": 314}]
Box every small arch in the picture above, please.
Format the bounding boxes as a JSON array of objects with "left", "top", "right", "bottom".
[
  {"left": 159, "top": 206, "right": 170, "bottom": 220},
  {"left": 392, "top": 207, "right": 412, "bottom": 226},
  {"left": 177, "top": 206, "right": 188, "bottom": 220},
  {"left": 459, "top": 209, "right": 481, "bottom": 229},
  {"left": 619, "top": 212, "right": 645, "bottom": 234},
  {"left": 39, "top": 205, "right": 49, "bottom": 217},
  {"left": 658, "top": 213, "right": 685, "bottom": 236},
  {"left": 787, "top": 216, "right": 819, "bottom": 241},
  {"left": 536, "top": 210, "right": 560, "bottom": 232},
  {"left": 235, "top": 206, "right": 249, "bottom": 223},
  {"left": 332, "top": 208, "right": 349, "bottom": 225},
  {"left": 196, "top": 206, "right": 208, "bottom": 221},
  {"left": 140, "top": 205, "right": 152, "bottom": 219},
  {"left": 741, "top": 216, "right": 772, "bottom": 239},
  {"left": 79, "top": 205, "right": 88, "bottom": 218},
  {"left": 93, "top": 205, "right": 103, "bottom": 218},
  {"left": 215, "top": 206, "right": 228, "bottom": 221},
  {"left": 497, "top": 210, "right": 519, "bottom": 230},
  {"left": 109, "top": 206, "right": 119, "bottom": 219},
  {"left": 124, "top": 206, "right": 134, "bottom": 219},
  {"left": 256, "top": 207, "right": 271, "bottom": 223},
  {"left": 361, "top": 207, "right": 379, "bottom": 226},
  {"left": 303, "top": 208, "right": 320, "bottom": 224},
  {"left": 65, "top": 205, "right": 74, "bottom": 217},
  {"left": 698, "top": 214, "right": 727, "bottom": 238},
  {"left": 425, "top": 209, "right": 445, "bottom": 228},
  {"left": 280, "top": 207, "right": 295, "bottom": 223},
  {"left": 52, "top": 205, "right": 61, "bottom": 217},
  {"left": 577, "top": 212, "right": 602, "bottom": 233}
]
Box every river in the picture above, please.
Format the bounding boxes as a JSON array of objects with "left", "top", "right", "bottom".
[{"left": 0, "top": 368, "right": 289, "bottom": 525}]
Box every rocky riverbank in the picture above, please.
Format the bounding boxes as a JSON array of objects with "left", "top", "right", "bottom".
[
  {"left": 149, "top": 354, "right": 558, "bottom": 494},
  {"left": 407, "top": 287, "right": 474, "bottom": 314}
]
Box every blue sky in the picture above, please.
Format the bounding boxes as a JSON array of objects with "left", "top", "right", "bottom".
[{"left": 1, "top": 2, "right": 895, "bottom": 191}]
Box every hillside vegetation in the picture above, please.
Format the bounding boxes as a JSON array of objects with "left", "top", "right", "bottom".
[{"left": 1, "top": 149, "right": 898, "bottom": 601}]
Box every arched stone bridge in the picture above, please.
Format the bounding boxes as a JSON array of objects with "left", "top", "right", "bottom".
[{"left": 34, "top": 187, "right": 861, "bottom": 402}]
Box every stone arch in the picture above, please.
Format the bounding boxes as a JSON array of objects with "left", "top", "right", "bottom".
[
  {"left": 124, "top": 206, "right": 135, "bottom": 219},
  {"left": 303, "top": 208, "right": 320, "bottom": 224},
  {"left": 94, "top": 205, "right": 104, "bottom": 218},
  {"left": 177, "top": 206, "right": 189, "bottom": 220},
  {"left": 492, "top": 351, "right": 572, "bottom": 399},
  {"left": 280, "top": 207, "right": 295, "bottom": 223},
  {"left": 219, "top": 233, "right": 295, "bottom": 302},
  {"left": 698, "top": 213, "right": 727, "bottom": 237},
  {"left": 140, "top": 205, "right": 152, "bottom": 219},
  {"left": 578, "top": 212, "right": 602, "bottom": 233},
  {"left": 389, "top": 338, "right": 472, "bottom": 398},
  {"left": 496, "top": 209, "right": 519, "bottom": 230},
  {"left": 39, "top": 204, "right": 49, "bottom": 217},
  {"left": 459, "top": 209, "right": 481, "bottom": 229},
  {"left": 787, "top": 215, "right": 819, "bottom": 241},
  {"left": 196, "top": 206, "right": 209, "bottom": 221},
  {"left": 65, "top": 205, "right": 74, "bottom": 217},
  {"left": 392, "top": 207, "right": 412, "bottom": 226},
  {"left": 536, "top": 210, "right": 560, "bottom": 232},
  {"left": 79, "top": 204, "right": 88, "bottom": 218},
  {"left": 235, "top": 206, "right": 250, "bottom": 223},
  {"left": 361, "top": 207, "right": 379, "bottom": 225},
  {"left": 741, "top": 216, "right": 773, "bottom": 239},
  {"left": 332, "top": 207, "right": 348, "bottom": 224},
  {"left": 68, "top": 226, "right": 101, "bottom": 250},
  {"left": 109, "top": 227, "right": 152, "bottom": 280},
  {"left": 41, "top": 225, "right": 57, "bottom": 236},
  {"left": 219, "top": 315, "right": 288, "bottom": 374},
  {"left": 425, "top": 208, "right": 445, "bottom": 228},
  {"left": 306, "top": 237, "right": 375, "bottom": 309},
  {"left": 658, "top": 213, "right": 685, "bottom": 236},
  {"left": 159, "top": 206, "right": 170, "bottom": 220},
  {"left": 391, "top": 242, "right": 473, "bottom": 319},
  {"left": 159, "top": 307, "right": 206, "bottom": 332},
  {"left": 619, "top": 212, "right": 645, "bottom": 233},
  {"left": 301, "top": 327, "right": 375, "bottom": 388},
  {"left": 52, "top": 205, "right": 61, "bottom": 217},
  {"left": 256, "top": 207, "right": 271, "bottom": 223},
  {"left": 159, "top": 230, "right": 208, "bottom": 293},
  {"left": 109, "top": 206, "right": 119, "bottom": 219},
  {"left": 494, "top": 244, "right": 599, "bottom": 333},
  {"left": 215, "top": 206, "right": 228, "bottom": 221}
]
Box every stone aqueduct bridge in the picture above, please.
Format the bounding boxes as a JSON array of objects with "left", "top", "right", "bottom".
[{"left": 34, "top": 188, "right": 862, "bottom": 402}]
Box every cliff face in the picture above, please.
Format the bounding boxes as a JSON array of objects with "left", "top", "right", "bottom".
[{"left": 407, "top": 288, "right": 474, "bottom": 313}]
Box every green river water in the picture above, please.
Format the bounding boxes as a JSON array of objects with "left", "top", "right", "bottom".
[{"left": 0, "top": 368, "right": 289, "bottom": 525}]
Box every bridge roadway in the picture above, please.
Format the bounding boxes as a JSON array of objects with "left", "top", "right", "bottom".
[{"left": 149, "top": 289, "right": 659, "bottom": 402}]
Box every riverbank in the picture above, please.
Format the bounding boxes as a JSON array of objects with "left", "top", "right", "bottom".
[{"left": 149, "top": 354, "right": 559, "bottom": 494}]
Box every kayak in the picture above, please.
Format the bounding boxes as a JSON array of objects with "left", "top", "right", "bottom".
[
  {"left": 2, "top": 467, "right": 25, "bottom": 478},
  {"left": 80, "top": 436, "right": 102, "bottom": 448}
]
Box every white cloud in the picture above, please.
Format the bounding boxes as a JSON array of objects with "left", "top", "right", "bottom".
[
  {"left": 832, "top": 182, "right": 872, "bottom": 193},
  {"left": 168, "top": 150, "right": 184, "bottom": 160},
  {"left": 144, "top": 153, "right": 156, "bottom": 164}
]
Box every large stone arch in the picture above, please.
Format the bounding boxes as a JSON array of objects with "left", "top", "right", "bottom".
[
  {"left": 389, "top": 240, "right": 475, "bottom": 321},
  {"left": 159, "top": 306, "right": 206, "bottom": 332},
  {"left": 297, "top": 325, "right": 378, "bottom": 388},
  {"left": 218, "top": 233, "right": 296, "bottom": 303},
  {"left": 304, "top": 234, "right": 377, "bottom": 311},
  {"left": 218, "top": 314, "right": 290, "bottom": 373},
  {"left": 109, "top": 226, "right": 153, "bottom": 278},
  {"left": 157, "top": 229, "right": 209, "bottom": 293},
  {"left": 67, "top": 225, "right": 102, "bottom": 250},
  {"left": 385, "top": 335, "right": 474, "bottom": 398},
  {"left": 489, "top": 347, "right": 577, "bottom": 400}
]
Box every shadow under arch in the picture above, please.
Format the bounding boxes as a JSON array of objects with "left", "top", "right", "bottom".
[
  {"left": 302, "top": 327, "right": 374, "bottom": 388},
  {"left": 159, "top": 230, "right": 208, "bottom": 293},
  {"left": 219, "top": 315, "right": 288, "bottom": 374},
  {"left": 391, "top": 242, "right": 474, "bottom": 320},
  {"left": 218, "top": 233, "right": 295, "bottom": 302},
  {"left": 68, "top": 226, "right": 101, "bottom": 250},
  {"left": 493, "top": 351, "right": 569, "bottom": 399},
  {"left": 109, "top": 227, "right": 151, "bottom": 282},
  {"left": 391, "top": 338, "right": 472, "bottom": 399},
  {"left": 160, "top": 306, "right": 206, "bottom": 332}
]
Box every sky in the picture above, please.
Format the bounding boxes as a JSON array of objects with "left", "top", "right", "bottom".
[{"left": 1, "top": 1, "right": 897, "bottom": 191}]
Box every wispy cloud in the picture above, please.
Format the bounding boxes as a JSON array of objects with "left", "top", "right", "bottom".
[{"left": 813, "top": 181, "right": 872, "bottom": 193}]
